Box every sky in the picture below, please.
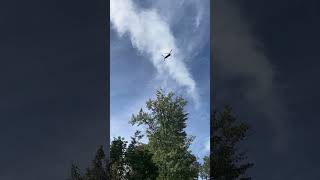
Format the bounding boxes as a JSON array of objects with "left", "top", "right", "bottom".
[
  {"left": 213, "top": 0, "right": 320, "bottom": 179},
  {"left": 1, "top": 0, "right": 320, "bottom": 180},
  {"left": 110, "top": 0, "right": 210, "bottom": 160}
]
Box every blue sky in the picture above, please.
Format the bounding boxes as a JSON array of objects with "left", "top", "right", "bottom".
[{"left": 110, "top": 0, "right": 210, "bottom": 160}]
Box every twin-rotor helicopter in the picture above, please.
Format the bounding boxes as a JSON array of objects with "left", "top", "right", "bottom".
[{"left": 161, "top": 49, "right": 173, "bottom": 61}]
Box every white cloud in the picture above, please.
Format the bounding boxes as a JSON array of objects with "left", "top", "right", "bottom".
[
  {"left": 205, "top": 137, "right": 210, "bottom": 153},
  {"left": 110, "top": 0, "right": 200, "bottom": 108},
  {"left": 193, "top": 0, "right": 204, "bottom": 28},
  {"left": 151, "top": 0, "right": 210, "bottom": 61}
]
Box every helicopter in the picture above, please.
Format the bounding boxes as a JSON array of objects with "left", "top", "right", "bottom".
[{"left": 161, "top": 49, "right": 172, "bottom": 61}]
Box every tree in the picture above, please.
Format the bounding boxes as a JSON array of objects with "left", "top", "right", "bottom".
[
  {"left": 68, "top": 163, "right": 83, "bottom": 180},
  {"left": 83, "top": 145, "right": 108, "bottom": 180},
  {"left": 69, "top": 135, "right": 159, "bottom": 180},
  {"left": 130, "top": 89, "right": 199, "bottom": 179},
  {"left": 108, "top": 133, "right": 159, "bottom": 180},
  {"left": 211, "top": 106, "right": 254, "bottom": 180},
  {"left": 109, "top": 137, "right": 127, "bottom": 180},
  {"left": 68, "top": 146, "right": 109, "bottom": 180},
  {"left": 125, "top": 131, "right": 159, "bottom": 180},
  {"left": 199, "top": 156, "right": 210, "bottom": 180}
]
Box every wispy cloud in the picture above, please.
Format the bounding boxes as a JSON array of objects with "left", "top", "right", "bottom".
[
  {"left": 150, "top": 0, "right": 210, "bottom": 62},
  {"left": 193, "top": 0, "right": 204, "bottom": 28},
  {"left": 110, "top": 0, "right": 200, "bottom": 108},
  {"left": 110, "top": 0, "right": 210, "bottom": 161}
]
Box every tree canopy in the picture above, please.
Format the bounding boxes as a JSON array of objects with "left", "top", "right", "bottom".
[
  {"left": 130, "top": 89, "right": 199, "bottom": 179},
  {"left": 68, "top": 90, "right": 254, "bottom": 180}
]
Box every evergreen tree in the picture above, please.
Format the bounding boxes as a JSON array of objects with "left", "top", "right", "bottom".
[
  {"left": 68, "top": 163, "right": 83, "bottom": 180},
  {"left": 211, "top": 106, "right": 254, "bottom": 180},
  {"left": 84, "top": 145, "right": 108, "bottom": 180},
  {"left": 131, "top": 89, "right": 199, "bottom": 180}
]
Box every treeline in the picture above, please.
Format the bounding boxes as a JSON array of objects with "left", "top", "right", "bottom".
[{"left": 68, "top": 89, "right": 253, "bottom": 180}]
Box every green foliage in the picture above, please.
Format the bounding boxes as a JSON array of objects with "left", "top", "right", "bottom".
[
  {"left": 125, "top": 131, "right": 159, "bottom": 180},
  {"left": 109, "top": 133, "right": 159, "bottom": 180},
  {"left": 211, "top": 106, "right": 254, "bottom": 180},
  {"left": 68, "top": 90, "right": 255, "bottom": 180},
  {"left": 110, "top": 137, "right": 127, "bottom": 180},
  {"left": 199, "top": 156, "right": 210, "bottom": 180},
  {"left": 131, "top": 89, "right": 199, "bottom": 180}
]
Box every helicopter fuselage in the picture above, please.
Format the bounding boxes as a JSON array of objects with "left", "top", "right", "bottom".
[
  {"left": 164, "top": 54, "right": 171, "bottom": 59},
  {"left": 162, "top": 50, "right": 172, "bottom": 60}
]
